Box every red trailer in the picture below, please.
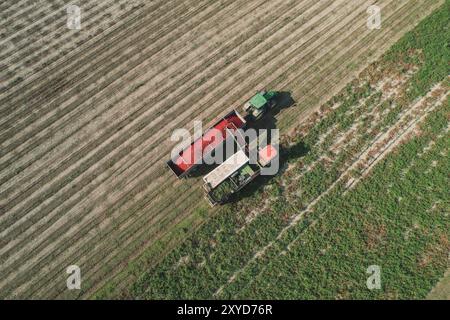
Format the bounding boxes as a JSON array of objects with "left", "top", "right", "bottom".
[{"left": 167, "top": 110, "right": 246, "bottom": 178}]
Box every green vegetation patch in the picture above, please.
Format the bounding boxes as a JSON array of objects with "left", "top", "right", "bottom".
[{"left": 383, "top": 0, "right": 450, "bottom": 100}]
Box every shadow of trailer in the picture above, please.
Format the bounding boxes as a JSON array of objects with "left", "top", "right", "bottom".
[{"left": 167, "top": 109, "right": 247, "bottom": 178}]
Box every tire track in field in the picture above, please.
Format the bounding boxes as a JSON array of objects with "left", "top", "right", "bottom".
[
  {"left": 235, "top": 90, "right": 387, "bottom": 234},
  {"left": 0, "top": 0, "right": 221, "bottom": 282},
  {"left": 344, "top": 82, "right": 449, "bottom": 191},
  {"left": 0, "top": 0, "right": 276, "bottom": 202}
]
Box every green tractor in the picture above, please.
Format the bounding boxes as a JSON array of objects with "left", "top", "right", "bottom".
[{"left": 243, "top": 90, "right": 278, "bottom": 121}]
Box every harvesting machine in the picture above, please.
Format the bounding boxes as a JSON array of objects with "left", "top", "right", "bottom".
[
  {"left": 167, "top": 89, "right": 280, "bottom": 205},
  {"left": 203, "top": 143, "right": 278, "bottom": 206},
  {"left": 243, "top": 90, "right": 278, "bottom": 120}
]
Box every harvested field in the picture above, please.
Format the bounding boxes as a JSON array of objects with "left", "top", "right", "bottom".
[{"left": 0, "top": 0, "right": 446, "bottom": 298}]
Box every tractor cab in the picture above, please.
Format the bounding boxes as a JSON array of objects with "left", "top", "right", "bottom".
[{"left": 243, "top": 90, "right": 278, "bottom": 120}]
